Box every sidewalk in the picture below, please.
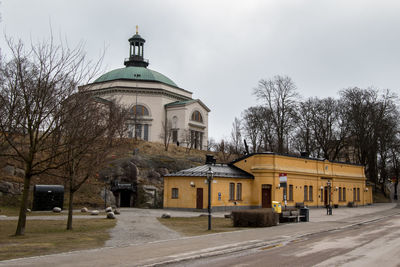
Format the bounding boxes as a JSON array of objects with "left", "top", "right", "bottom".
[{"left": 1, "top": 203, "right": 399, "bottom": 267}]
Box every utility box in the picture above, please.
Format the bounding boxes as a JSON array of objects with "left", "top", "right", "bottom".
[
  {"left": 272, "top": 201, "right": 282, "bottom": 213},
  {"left": 32, "top": 185, "right": 64, "bottom": 211}
]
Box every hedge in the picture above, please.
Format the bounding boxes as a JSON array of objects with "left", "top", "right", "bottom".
[{"left": 231, "top": 208, "right": 279, "bottom": 227}]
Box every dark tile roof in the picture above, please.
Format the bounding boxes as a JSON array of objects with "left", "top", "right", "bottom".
[{"left": 165, "top": 164, "right": 253, "bottom": 179}]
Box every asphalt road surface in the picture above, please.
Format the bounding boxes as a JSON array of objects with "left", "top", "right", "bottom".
[{"left": 172, "top": 214, "right": 400, "bottom": 267}]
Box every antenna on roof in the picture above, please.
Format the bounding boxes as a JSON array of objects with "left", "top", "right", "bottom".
[{"left": 243, "top": 139, "right": 249, "bottom": 155}]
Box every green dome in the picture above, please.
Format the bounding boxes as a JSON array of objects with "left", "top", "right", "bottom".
[{"left": 94, "top": 66, "right": 178, "bottom": 87}]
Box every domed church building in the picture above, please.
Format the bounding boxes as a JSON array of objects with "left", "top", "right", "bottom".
[{"left": 81, "top": 29, "right": 210, "bottom": 150}]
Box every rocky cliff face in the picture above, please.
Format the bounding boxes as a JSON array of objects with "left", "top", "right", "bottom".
[
  {"left": 0, "top": 145, "right": 206, "bottom": 208},
  {"left": 97, "top": 153, "right": 204, "bottom": 208}
]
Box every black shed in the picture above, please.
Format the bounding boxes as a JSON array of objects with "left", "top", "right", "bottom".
[{"left": 32, "top": 185, "right": 64, "bottom": 211}]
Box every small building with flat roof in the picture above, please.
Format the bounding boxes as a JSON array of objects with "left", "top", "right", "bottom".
[{"left": 163, "top": 153, "right": 373, "bottom": 211}]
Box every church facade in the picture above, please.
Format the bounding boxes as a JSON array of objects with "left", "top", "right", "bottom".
[{"left": 81, "top": 30, "right": 210, "bottom": 150}]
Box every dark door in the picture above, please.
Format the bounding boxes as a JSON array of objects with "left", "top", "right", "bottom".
[
  {"left": 261, "top": 185, "right": 272, "bottom": 208},
  {"left": 120, "top": 190, "right": 131, "bottom": 207},
  {"left": 196, "top": 188, "right": 203, "bottom": 209}
]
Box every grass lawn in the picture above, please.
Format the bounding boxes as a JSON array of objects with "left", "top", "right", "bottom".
[
  {"left": 158, "top": 216, "right": 245, "bottom": 236},
  {"left": 0, "top": 218, "right": 116, "bottom": 261}
]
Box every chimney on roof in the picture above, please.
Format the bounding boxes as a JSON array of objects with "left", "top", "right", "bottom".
[
  {"left": 300, "top": 151, "right": 310, "bottom": 158},
  {"left": 205, "top": 154, "right": 216, "bottom": 165}
]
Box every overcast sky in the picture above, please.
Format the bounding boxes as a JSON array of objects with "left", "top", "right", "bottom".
[{"left": 1, "top": 0, "right": 400, "bottom": 141}]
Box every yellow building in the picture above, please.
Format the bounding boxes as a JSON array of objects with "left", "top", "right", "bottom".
[{"left": 163, "top": 153, "right": 373, "bottom": 211}]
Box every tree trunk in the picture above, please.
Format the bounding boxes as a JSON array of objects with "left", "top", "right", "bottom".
[
  {"left": 15, "top": 175, "right": 31, "bottom": 236},
  {"left": 67, "top": 189, "right": 74, "bottom": 230}
]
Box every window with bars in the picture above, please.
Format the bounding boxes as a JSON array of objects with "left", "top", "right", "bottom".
[
  {"left": 171, "top": 188, "right": 179, "bottom": 199},
  {"left": 343, "top": 187, "right": 346, "bottom": 201},
  {"left": 320, "top": 188, "right": 324, "bottom": 202},
  {"left": 236, "top": 183, "right": 242, "bottom": 200},
  {"left": 304, "top": 186, "right": 308, "bottom": 201},
  {"left": 229, "top": 183, "right": 235, "bottom": 201},
  {"left": 289, "top": 185, "right": 293, "bottom": 201}
]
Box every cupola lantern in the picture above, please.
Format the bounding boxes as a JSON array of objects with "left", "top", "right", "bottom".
[{"left": 124, "top": 26, "right": 149, "bottom": 68}]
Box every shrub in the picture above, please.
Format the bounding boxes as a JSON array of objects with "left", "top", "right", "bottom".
[{"left": 231, "top": 208, "right": 279, "bottom": 227}]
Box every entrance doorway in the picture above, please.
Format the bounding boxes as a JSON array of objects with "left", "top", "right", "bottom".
[
  {"left": 196, "top": 188, "right": 203, "bottom": 209},
  {"left": 261, "top": 184, "right": 272, "bottom": 208},
  {"left": 120, "top": 190, "right": 132, "bottom": 207}
]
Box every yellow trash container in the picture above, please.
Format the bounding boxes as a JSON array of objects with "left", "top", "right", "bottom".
[{"left": 272, "top": 201, "right": 282, "bottom": 213}]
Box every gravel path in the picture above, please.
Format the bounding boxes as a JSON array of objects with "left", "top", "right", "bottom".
[{"left": 105, "top": 208, "right": 226, "bottom": 247}]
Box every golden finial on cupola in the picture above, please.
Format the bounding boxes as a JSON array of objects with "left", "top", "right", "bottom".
[{"left": 136, "top": 25, "right": 139, "bottom": 34}]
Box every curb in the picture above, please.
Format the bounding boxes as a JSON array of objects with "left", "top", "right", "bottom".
[{"left": 144, "top": 209, "right": 400, "bottom": 267}]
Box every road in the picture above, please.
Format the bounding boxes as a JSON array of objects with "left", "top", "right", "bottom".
[
  {"left": 173, "top": 214, "right": 400, "bottom": 267},
  {"left": 1, "top": 204, "right": 399, "bottom": 267}
]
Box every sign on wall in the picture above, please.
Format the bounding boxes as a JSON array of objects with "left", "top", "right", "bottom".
[
  {"left": 279, "top": 173, "right": 287, "bottom": 182},
  {"left": 279, "top": 173, "right": 287, "bottom": 188}
]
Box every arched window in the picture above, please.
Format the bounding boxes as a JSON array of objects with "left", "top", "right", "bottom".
[
  {"left": 132, "top": 105, "right": 149, "bottom": 116},
  {"left": 191, "top": 111, "right": 203, "bottom": 123}
]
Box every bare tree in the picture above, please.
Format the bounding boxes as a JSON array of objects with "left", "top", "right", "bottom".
[
  {"left": 55, "top": 95, "right": 116, "bottom": 230},
  {"left": 215, "top": 138, "right": 233, "bottom": 163},
  {"left": 309, "top": 97, "right": 348, "bottom": 161},
  {"left": 180, "top": 129, "right": 193, "bottom": 153},
  {"left": 259, "top": 106, "right": 276, "bottom": 152},
  {"left": 242, "top": 106, "right": 263, "bottom": 153},
  {"left": 340, "top": 87, "right": 398, "bottom": 184},
  {"left": 254, "top": 75, "right": 299, "bottom": 153},
  {"left": 160, "top": 119, "right": 173, "bottom": 151},
  {"left": 108, "top": 100, "right": 131, "bottom": 140},
  {"left": 230, "top": 117, "right": 243, "bottom": 154},
  {"left": 292, "top": 98, "right": 317, "bottom": 156},
  {"left": 0, "top": 37, "right": 101, "bottom": 236}
]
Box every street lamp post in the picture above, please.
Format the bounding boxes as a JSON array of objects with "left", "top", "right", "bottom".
[
  {"left": 207, "top": 167, "right": 214, "bottom": 230},
  {"left": 326, "top": 181, "right": 332, "bottom": 215}
]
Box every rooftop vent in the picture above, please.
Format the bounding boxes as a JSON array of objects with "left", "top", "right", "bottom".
[{"left": 205, "top": 154, "right": 216, "bottom": 165}]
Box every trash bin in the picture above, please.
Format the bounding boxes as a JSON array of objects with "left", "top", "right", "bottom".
[
  {"left": 272, "top": 201, "right": 282, "bottom": 213},
  {"left": 300, "top": 207, "right": 309, "bottom": 222},
  {"left": 326, "top": 205, "right": 333, "bottom": 215}
]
